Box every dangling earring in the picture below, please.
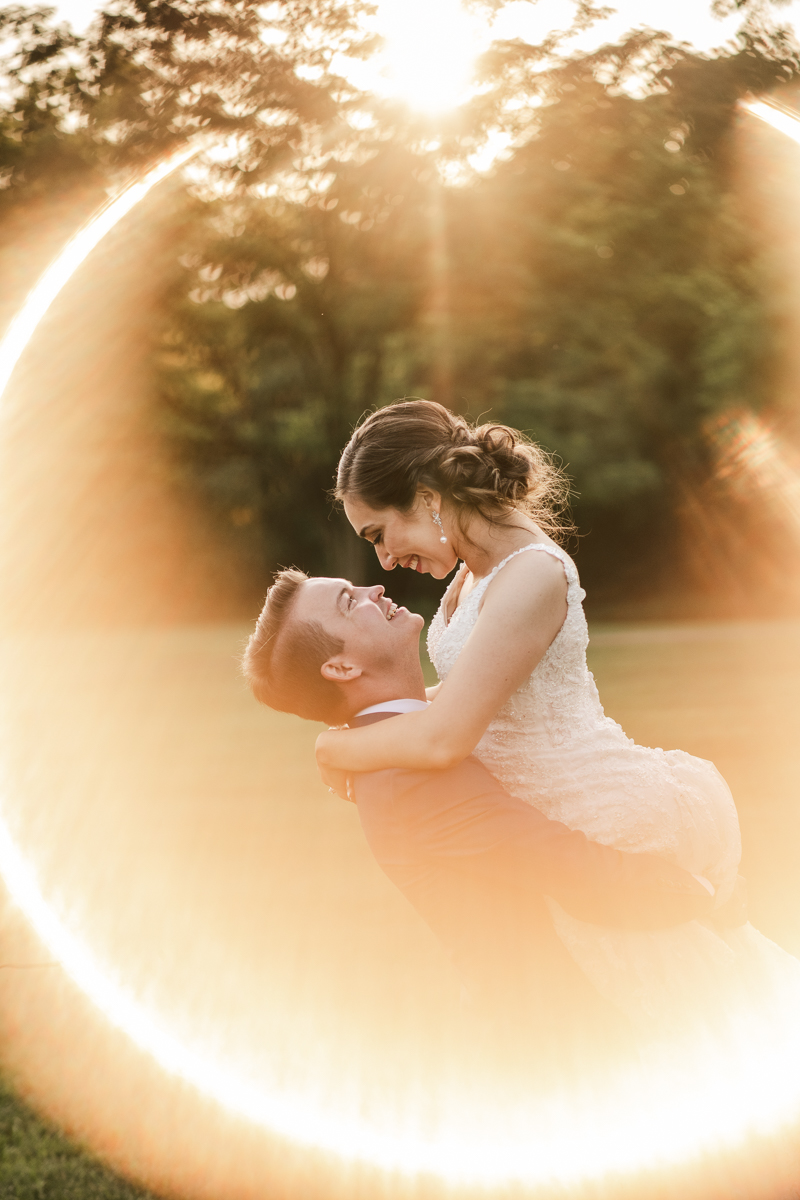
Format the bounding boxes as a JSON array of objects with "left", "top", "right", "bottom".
[{"left": 432, "top": 511, "right": 448, "bottom": 543}]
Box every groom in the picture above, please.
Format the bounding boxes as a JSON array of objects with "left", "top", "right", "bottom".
[{"left": 243, "top": 569, "right": 724, "bottom": 1042}]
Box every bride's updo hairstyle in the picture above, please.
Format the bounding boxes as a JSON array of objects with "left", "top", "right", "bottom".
[{"left": 336, "top": 399, "right": 571, "bottom": 539}]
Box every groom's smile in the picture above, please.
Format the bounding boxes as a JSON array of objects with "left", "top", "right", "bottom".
[
  {"left": 293, "top": 576, "right": 424, "bottom": 659},
  {"left": 287, "top": 576, "right": 426, "bottom": 712}
]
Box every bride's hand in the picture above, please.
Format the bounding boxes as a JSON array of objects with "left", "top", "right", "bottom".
[
  {"left": 711, "top": 874, "right": 748, "bottom": 928},
  {"left": 316, "top": 731, "right": 353, "bottom": 802},
  {"left": 318, "top": 763, "right": 352, "bottom": 802}
]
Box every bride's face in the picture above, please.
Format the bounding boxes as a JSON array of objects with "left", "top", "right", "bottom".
[{"left": 343, "top": 492, "right": 460, "bottom": 579}]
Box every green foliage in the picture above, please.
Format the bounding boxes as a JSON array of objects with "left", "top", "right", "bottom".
[
  {"left": 440, "top": 28, "right": 800, "bottom": 583},
  {"left": 1, "top": 0, "right": 367, "bottom": 188},
  {"left": 1, "top": 0, "right": 799, "bottom": 602},
  {"left": 151, "top": 17, "right": 800, "bottom": 596},
  {"left": 0, "top": 1076, "right": 154, "bottom": 1199},
  {"left": 0, "top": 6, "right": 103, "bottom": 211},
  {"left": 156, "top": 124, "right": 438, "bottom": 573}
]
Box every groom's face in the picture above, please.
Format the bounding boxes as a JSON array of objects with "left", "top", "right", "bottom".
[{"left": 291, "top": 577, "right": 424, "bottom": 676}]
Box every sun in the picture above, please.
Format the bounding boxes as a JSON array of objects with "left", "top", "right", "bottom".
[{"left": 367, "top": 0, "right": 485, "bottom": 114}]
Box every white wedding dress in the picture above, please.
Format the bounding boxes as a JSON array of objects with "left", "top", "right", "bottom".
[{"left": 428, "top": 542, "right": 800, "bottom": 1044}]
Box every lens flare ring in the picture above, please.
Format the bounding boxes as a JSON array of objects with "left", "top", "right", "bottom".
[
  {"left": 743, "top": 97, "right": 800, "bottom": 148},
  {"left": 1, "top": 104, "right": 800, "bottom": 1194},
  {"left": 0, "top": 144, "right": 201, "bottom": 401}
]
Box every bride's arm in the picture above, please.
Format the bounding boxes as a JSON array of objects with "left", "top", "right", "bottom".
[{"left": 315, "top": 551, "right": 567, "bottom": 774}]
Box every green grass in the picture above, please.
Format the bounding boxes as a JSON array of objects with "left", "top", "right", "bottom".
[
  {"left": 0, "top": 1077, "right": 155, "bottom": 1200},
  {"left": 1, "top": 616, "right": 799, "bottom": 1196}
]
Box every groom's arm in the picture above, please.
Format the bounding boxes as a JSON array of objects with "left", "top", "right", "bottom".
[{"left": 357, "top": 759, "right": 716, "bottom": 930}]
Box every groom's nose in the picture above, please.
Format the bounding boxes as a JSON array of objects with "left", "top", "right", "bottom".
[{"left": 366, "top": 585, "right": 385, "bottom": 603}]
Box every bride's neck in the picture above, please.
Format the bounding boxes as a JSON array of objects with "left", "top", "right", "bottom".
[{"left": 455, "top": 511, "right": 544, "bottom": 580}]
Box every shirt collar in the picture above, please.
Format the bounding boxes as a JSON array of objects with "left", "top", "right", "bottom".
[{"left": 354, "top": 698, "right": 429, "bottom": 718}]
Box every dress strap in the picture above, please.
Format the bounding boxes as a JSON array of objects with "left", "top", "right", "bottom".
[
  {"left": 474, "top": 542, "right": 582, "bottom": 607},
  {"left": 484, "top": 544, "right": 578, "bottom": 590}
]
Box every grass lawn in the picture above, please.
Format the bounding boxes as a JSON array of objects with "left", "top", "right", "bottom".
[
  {"left": 0, "top": 617, "right": 798, "bottom": 1197},
  {"left": 0, "top": 1075, "right": 155, "bottom": 1199}
]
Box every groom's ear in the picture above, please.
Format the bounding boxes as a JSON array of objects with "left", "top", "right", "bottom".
[{"left": 320, "top": 656, "right": 363, "bottom": 683}]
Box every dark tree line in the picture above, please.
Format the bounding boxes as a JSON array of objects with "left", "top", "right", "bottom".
[{"left": 2, "top": 0, "right": 799, "bottom": 612}]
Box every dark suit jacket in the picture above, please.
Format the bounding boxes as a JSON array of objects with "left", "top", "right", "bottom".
[{"left": 352, "top": 720, "right": 714, "bottom": 1049}]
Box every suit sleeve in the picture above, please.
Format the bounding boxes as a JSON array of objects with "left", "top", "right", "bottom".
[{"left": 369, "top": 758, "right": 715, "bottom": 930}]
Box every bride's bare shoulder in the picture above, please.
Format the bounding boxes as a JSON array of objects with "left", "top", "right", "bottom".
[{"left": 480, "top": 541, "right": 569, "bottom": 614}]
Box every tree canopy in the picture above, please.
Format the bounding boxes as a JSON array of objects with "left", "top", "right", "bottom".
[{"left": 2, "top": 0, "right": 799, "bottom": 612}]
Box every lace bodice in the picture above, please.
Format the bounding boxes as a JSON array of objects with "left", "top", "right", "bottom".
[
  {"left": 427, "top": 543, "right": 741, "bottom": 899},
  {"left": 428, "top": 544, "right": 800, "bottom": 1041},
  {"left": 429, "top": 543, "right": 603, "bottom": 755}
]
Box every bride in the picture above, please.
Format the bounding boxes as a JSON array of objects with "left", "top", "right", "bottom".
[{"left": 316, "top": 398, "right": 800, "bottom": 1038}]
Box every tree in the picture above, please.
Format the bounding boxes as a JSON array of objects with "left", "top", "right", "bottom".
[
  {"left": 438, "top": 24, "right": 800, "bottom": 597},
  {"left": 2, "top": 1, "right": 798, "bottom": 609},
  {"left": 149, "top": 12, "right": 800, "bottom": 606}
]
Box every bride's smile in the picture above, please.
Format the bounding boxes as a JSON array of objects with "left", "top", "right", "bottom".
[{"left": 343, "top": 490, "right": 460, "bottom": 579}]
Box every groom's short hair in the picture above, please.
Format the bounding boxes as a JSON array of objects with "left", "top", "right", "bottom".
[{"left": 243, "top": 567, "right": 348, "bottom": 724}]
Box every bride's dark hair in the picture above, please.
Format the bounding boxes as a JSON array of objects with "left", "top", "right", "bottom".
[{"left": 335, "top": 399, "right": 572, "bottom": 540}]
